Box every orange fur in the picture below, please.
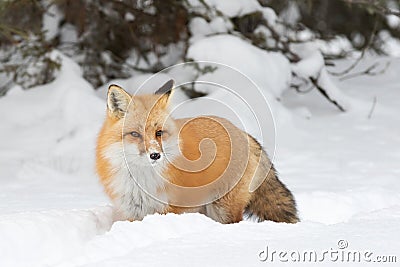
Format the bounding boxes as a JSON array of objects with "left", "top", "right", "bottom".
[{"left": 96, "top": 83, "right": 299, "bottom": 223}]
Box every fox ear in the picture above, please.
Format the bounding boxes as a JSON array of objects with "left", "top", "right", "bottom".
[
  {"left": 155, "top": 79, "right": 175, "bottom": 95},
  {"left": 155, "top": 79, "right": 175, "bottom": 106},
  {"left": 107, "top": 84, "right": 131, "bottom": 119}
]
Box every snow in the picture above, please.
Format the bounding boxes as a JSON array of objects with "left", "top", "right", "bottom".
[
  {"left": 189, "top": 17, "right": 233, "bottom": 40},
  {"left": 203, "top": 0, "right": 262, "bottom": 18},
  {"left": 0, "top": 207, "right": 113, "bottom": 267},
  {"left": 1, "top": 51, "right": 400, "bottom": 266},
  {"left": 2, "top": 0, "right": 400, "bottom": 264},
  {"left": 0, "top": 52, "right": 107, "bottom": 215},
  {"left": 60, "top": 23, "right": 78, "bottom": 44},
  {"left": 378, "top": 30, "right": 400, "bottom": 57},
  {"left": 124, "top": 12, "right": 135, "bottom": 22},
  {"left": 387, "top": 14, "right": 400, "bottom": 29},
  {"left": 386, "top": 1, "right": 400, "bottom": 28},
  {"left": 291, "top": 43, "right": 353, "bottom": 111},
  {"left": 42, "top": 3, "right": 63, "bottom": 41},
  {"left": 188, "top": 34, "right": 292, "bottom": 100},
  {"left": 278, "top": 1, "right": 301, "bottom": 25},
  {"left": 291, "top": 49, "right": 325, "bottom": 79}
]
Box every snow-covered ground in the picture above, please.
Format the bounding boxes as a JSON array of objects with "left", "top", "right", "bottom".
[{"left": 1, "top": 52, "right": 399, "bottom": 266}]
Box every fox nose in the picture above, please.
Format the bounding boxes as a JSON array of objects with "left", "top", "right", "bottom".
[{"left": 149, "top": 152, "right": 161, "bottom": 161}]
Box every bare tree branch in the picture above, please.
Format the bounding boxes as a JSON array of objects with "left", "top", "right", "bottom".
[
  {"left": 329, "top": 17, "right": 379, "bottom": 77},
  {"left": 368, "top": 96, "right": 377, "bottom": 119},
  {"left": 341, "top": 0, "right": 400, "bottom": 17},
  {"left": 339, "top": 61, "right": 390, "bottom": 81},
  {"left": 309, "top": 77, "right": 346, "bottom": 112}
]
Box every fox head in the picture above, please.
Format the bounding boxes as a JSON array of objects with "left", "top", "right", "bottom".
[{"left": 103, "top": 80, "right": 179, "bottom": 169}]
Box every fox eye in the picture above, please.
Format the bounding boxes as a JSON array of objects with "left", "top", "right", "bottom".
[
  {"left": 130, "top": 131, "right": 141, "bottom": 138},
  {"left": 156, "top": 130, "right": 163, "bottom": 137}
]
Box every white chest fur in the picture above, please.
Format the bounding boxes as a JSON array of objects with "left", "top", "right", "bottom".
[{"left": 104, "top": 143, "right": 168, "bottom": 220}]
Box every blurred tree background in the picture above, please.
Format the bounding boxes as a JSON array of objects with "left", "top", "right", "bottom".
[{"left": 0, "top": 0, "right": 399, "bottom": 98}]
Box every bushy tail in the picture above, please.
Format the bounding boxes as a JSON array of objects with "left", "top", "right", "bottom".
[{"left": 245, "top": 165, "right": 299, "bottom": 223}]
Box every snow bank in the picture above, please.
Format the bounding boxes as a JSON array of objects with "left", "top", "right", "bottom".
[
  {"left": 60, "top": 209, "right": 400, "bottom": 266},
  {"left": 0, "top": 51, "right": 113, "bottom": 266},
  {"left": 188, "top": 35, "right": 291, "bottom": 100},
  {"left": 0, "top": 206, "right": 113, "bottom": 267},
  {"left": 0, "top": 51, "right": 108, "bottom": 215},
  {"left": 59, "top": 213, "right": 219, "bottom": 266},
  {"left": 291, "top": 43, "right": 353, "bottom": 111},
  {"left": 188, "top": 0, "right": 353, "bottom": 114},
  {"left": 0, "top": 51, "right": 104, "bottom": 169}
]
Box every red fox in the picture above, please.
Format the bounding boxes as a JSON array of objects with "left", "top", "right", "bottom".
[{"left": 96, "top": 80, "right": 299, "bottom": 224}]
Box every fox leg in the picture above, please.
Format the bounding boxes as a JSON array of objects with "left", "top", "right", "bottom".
[
  {"left": 205, "top": 182, "right": 251, "bottom": 224},
  {"left": 205, "top": 201, "right": 244, "bottom": 224}
]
